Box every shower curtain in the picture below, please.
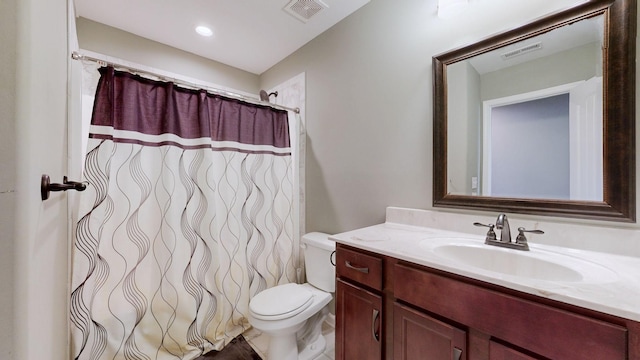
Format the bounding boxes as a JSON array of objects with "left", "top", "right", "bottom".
[{"left": 70, "top": 66, "right": 299, "bottom": 360}]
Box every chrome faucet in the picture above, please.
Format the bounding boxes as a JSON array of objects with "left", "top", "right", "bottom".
[
  {"left": 495, "top": 213, "right": 511, "bottom": 243},
  {"left": 473, "top": 213, "right": 544, "bottom": 251}
]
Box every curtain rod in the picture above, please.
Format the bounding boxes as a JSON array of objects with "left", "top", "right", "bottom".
[{"left": 71, "top": 51, "right": 300, "bottom": 114}]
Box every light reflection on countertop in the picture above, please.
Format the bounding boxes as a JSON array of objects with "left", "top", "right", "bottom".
[{"left": 330, "top": 221, "right": 640, "bottom": 322}]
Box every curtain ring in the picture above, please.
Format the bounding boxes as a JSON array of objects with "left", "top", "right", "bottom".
[{"left": 330, "top": 250, "right": 336, "bottom": 266}]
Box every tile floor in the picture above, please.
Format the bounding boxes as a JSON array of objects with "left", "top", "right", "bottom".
[{"left": 244, "top": 315, "right": 335, "bottom": 360}]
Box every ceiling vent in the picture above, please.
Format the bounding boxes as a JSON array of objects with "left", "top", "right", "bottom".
[
  {"left": 501, "top": 42, "right": 543, "bottom": 60},
  {"left": 283, "top": 0, "right": 329, "bottom": 23}
]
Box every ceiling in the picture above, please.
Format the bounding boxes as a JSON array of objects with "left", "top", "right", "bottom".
[
  {"left": 74, "top": 0, "right": 370, "bottom": 75},
  {"left": 469, "top": 14, "right": 603, "bottom": 75}
]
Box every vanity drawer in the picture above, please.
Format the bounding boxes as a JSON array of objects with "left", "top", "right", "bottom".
[
  {"left": 394, "top": 263, "right": 628, "bottom": 360},
  {"left": 336, "top": 245, "right": 383, "bottom": 291}
]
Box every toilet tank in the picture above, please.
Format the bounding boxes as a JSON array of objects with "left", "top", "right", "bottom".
[{"left": 302, "top": 232, "right": 336, "bottom": 292}]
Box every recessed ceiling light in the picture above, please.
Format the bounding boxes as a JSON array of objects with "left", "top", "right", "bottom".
[{"left": 195, "top": 26, "right": 213, "bottom": 37}]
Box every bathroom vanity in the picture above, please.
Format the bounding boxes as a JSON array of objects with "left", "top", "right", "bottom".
[
  {"left": 333, "top": 0, "right": 640, "bottom": 357},
  {"left": 332, "top": 209, "right": 640, "bottom": 360}
]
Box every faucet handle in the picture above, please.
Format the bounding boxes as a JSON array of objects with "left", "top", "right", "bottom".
[
  {"left": 515, "top": 227, "right": 544, "bottom": 246},
  {"left": 473, "top": 222, "right": 497, "bottom": 242}
]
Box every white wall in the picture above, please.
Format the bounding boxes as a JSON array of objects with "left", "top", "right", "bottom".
[
  {"left": 76, "top": 17, "right": 261, "bottom": 94},
  {"left": 259, "top": 0, "right": 640, "bottom": 236},
  {"left": 447, "top": 60, "right": 481, "bottom": 195},
  {"left": 481, "top": 42, "right": 601, "bottom": 101},
  {"left": 0, "top": 0, "right": 17, "bottom": 357}
]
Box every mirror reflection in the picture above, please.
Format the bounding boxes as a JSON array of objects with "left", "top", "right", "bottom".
[
  {"left": 446, "top": 15, "right": 604, "bottom": 201},
  {"left": 433, "top": 0, "right": 635, "bottom": 222}
]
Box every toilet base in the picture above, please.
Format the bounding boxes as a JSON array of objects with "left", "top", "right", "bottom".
[
  {"left": 298, "top": 333, "right": 326, "bottom": 360},
  {"left": 266, "top": 332, "right": 300, "bottom": 360},
  {"left": 265, "top": 332, "right": 327, "bottom": 360}
]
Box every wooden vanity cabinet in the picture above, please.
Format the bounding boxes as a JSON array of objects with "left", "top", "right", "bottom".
[
  {"left": 394, "top": 262, "right": 630, "bottom": 359},
  {"left": 335, "top": 245, "right": 384, "bottom": 359},
  {"left": 336, "top": 279, "right": 382, "bottom": 359},
  {"left": 393, "top": 302, "right": 466, "bottom": 360},
  {"left": 488, "top": 341, "right": 538, "bottom": 360},
  {"left": 336, "top": 243, "right": 640, "bottom": 360}
]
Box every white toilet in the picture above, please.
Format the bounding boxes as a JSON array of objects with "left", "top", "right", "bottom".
[{"left": 248, "top": 232, "right": 335, "bottom": 360}]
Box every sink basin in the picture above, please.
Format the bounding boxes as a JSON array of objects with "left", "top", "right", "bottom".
[
  {"left": 433, "top": 244, "right": 583, "bottom": 281},
  {"left": 418, "top": 237, "right": 618, "bottom": 283}
]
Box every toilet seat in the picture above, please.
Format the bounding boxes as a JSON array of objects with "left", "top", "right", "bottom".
[{"left": 250, "top": 283, "right": 314, "bottom": 320}]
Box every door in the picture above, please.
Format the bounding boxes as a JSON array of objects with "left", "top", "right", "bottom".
[
  {"left": 393, "top": 302, "right": 466, "bottom": 360},
  {"left": 336, "top": 279, "right": 382, "bottom": 360},
  {"left": 569, "top": 76, "right": 603, "bottom": 201},
  {"left": 489, "top": 340, "right": 540, "bottom": 360}
]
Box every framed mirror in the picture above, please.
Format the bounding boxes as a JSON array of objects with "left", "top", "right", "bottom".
[{"left": 433, "top": 0, "right": 636, "bottom": 222}]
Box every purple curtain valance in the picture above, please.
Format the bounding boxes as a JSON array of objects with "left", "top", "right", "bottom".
[{"left": 91, "top": 66, "right": 290, "bottom": 149}]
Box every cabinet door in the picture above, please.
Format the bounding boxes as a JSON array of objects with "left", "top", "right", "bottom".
[
  {"left": 394, "top": 263, "right": 628, "bottom": 359},
  {"left": 489, "top": 340, "right": 539, "bottom": 360},
  {"left": 336, "top": 279, "right": 382, "bottom": 360},
  {"left": 393, "top": 302, "right": 466, "bottom": 360}
]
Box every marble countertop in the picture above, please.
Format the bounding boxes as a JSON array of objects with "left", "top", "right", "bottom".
[{"left": 330, "top": 221, "right": 640, "bottom": 322}]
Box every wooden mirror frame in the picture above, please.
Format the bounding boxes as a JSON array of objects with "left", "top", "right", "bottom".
[{"left": 433, "top": 0, "right": 636, "bottom": 222}]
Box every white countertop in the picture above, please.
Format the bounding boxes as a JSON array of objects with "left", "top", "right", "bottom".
[{"left": 330, "top": 221, "right": 640, "bottom": 322}]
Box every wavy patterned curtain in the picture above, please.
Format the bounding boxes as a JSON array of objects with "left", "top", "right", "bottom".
[{"left": 70, "top": 67, "right": 298, "bottom": 360}]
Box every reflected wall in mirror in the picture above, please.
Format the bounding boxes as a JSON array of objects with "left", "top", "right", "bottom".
[
  {"left": 433, "top": 0, "right": 636, "bottom": 221},
  {"left": 447, "top": 15, "right": 603, "bottom": 201}
]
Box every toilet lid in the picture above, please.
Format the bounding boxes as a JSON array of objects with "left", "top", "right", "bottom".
[{"left": 250, "top": 283, "right": 314, "bottom": 320}]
